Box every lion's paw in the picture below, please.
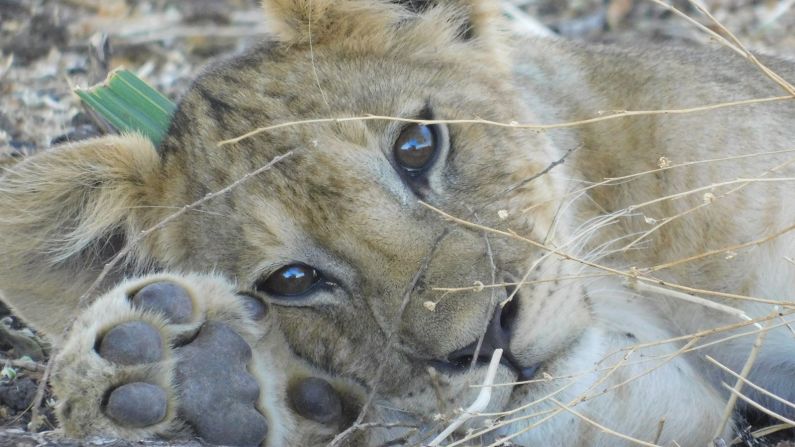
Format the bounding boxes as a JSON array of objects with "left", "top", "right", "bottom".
[{"left": 51, "top": 274, "right": 346, "bottom": 446}]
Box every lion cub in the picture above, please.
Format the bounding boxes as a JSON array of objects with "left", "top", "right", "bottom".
[{"left": 1, "top": 0, "right": 794, "bottom": 446}]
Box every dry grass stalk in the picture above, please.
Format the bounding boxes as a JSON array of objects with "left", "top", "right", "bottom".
[
  {"left": 466, "top": 211, "right": 499, "bottom": 372},
  {"left": 706, "top": 355, "right": 795, "bottom": 414},
  {"left": 778, "top": 313, "right": 795, "bottom": 338},
  {"left": 744, "top": 423, "right": 795, "bottom": 441},
  {"left": 26, "top": 356, "right": 53, "bottom": 431},
  {"left": 419, "top": 201, "right": 795, "bottom": 309},
  {"left": 647, "top": 223, "right": 795, "bottom": 273},
  {"left": 473, "top": 334, "right": 715, "bottom": 445},
  {"left": 547, "top": 313, "right": 792, "bottom": 379},
  {"left": 653, "top": 418, "right": 666, "bottom": 445},
  {"left": 712, "top": 320, "right": 770, "bottom": 439},
  {"left": 620, "top": 157, "right": 795, "bottom": 252},
  {"left": 217, "top": 95, "right": 793, "bottom": 148},
  {"left": 431, "top": 272, "right": 610, "bottom": 294},
  {"left": 22, "top": 0, "right": 795, "bottom": 443},
  {"left": 592, "top": 338, "right": 700, "bottom": 400},
  {"left": 679, "top": 317, "right": 793, "bottom": 357},
  {"left": 549, "top": 397, "right": 661, "bottom": 447},
  {"left": 455, "top": 311, "right": 793, "bottom": 444},
  {"left": 626, "top": 280, "right": 759, "bottom": 326},
  {"left": 648, "top": 0, "right": 795, "bottom": 96},
  {"left": 77, "top": 151, "right": 295, "bottom": 305},
  {"left": 27, "top": 151, "right": 295, "bottom": 431},
  {"left": 452, "top": 346, "right": 637, "bottom": 444},
  {"left": 501, "top": 1, "right": 556, "bottom": 37},
  {"left": 721, "top": 385, "right": 795, "bottom": 427},
  {"left": 0, "top": 355, "right": 45, "bottom": 373},
  {"left": 329, "top": 230, "right": 448, "bottom": 447},
  {"left": 469, "top": 338, "right": 706, "bottom": 444},
  {"left": 522, "top": 148, "right": 795, "bottom": 215},
  {"left": 685, "top": 0, "right": 795, "bottom": 96}
]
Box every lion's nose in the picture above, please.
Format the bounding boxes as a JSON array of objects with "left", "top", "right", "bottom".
[{"left": 444, "top": 289, "right": 538, "bottom": 379}]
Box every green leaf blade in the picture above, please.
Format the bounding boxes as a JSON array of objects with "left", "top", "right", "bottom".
[{"left": 75, "top": 69, "right": 177, "bottom": 147}]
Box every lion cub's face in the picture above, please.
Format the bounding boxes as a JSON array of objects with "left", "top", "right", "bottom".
[{"left": 157, "top": 0, "right": 591, "bottom": 420}]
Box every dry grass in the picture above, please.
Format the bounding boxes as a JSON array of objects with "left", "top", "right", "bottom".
[{"left": 1, "top": 0, "right": 795, "bottom": 445}]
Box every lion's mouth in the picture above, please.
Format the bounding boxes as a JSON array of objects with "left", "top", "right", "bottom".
[
  {"left": 428, "top": 293, "right": 540, "bottom": 381},
  {"left": 429, "top": 343, "right": 541, "bottom": 382}
]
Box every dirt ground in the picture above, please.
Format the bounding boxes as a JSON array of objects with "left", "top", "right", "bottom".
[{"left": 0, "top": 0, "right": 793, "bottom": 444}]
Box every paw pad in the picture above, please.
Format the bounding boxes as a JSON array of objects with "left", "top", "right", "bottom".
[
  {"left": 72, "top": 279, "right": 271, "bottom": 446},
  {"left": 176, "top": 321, "right": 267, "bottom": 446},
  {"left": 105, "top": 383, "right": 167, "bottom": 427},
  {"left": 97, "top": 321, "right": 162, "bottom": 365},
  {"left": 239, "top": 294, "right": 268, "bottom": 321},
  {"left": 289, "top": 378, "right": 343, "bottom": 425},
  {"left": 132, "top": 282, "right": 193, "bottom": 323}
]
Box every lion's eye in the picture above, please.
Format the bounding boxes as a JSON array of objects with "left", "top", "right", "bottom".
[
  {"left": 255, "top": 264, "right": 321, "bottom": 297},
  {"left": 393, "top": 124, "right": 438, "bottom": 175}
]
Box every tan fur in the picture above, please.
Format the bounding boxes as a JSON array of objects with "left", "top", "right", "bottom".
[{"left": 1, "top": 0, "right": 794, "bottom": 445}]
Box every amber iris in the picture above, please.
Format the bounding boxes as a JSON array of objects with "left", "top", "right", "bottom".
[
  {"left": 393, "top": 124, "right": 437, "bottom": 173},
  {"left": 256, "top": 264, "right": 320, "bottom": 297}
]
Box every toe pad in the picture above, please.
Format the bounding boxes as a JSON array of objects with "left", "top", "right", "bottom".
[
  {"left": 105, "top": 382, "right": 167, "bottom": 428},
  {"left": 98, "top": 321, "right": 163, "bottom": 365},
  {"left": 289, "top": 378, "right": 343, "bottom": 425},
  {"left": 132, "top": 282, "right": 193, "bottom": 324}
]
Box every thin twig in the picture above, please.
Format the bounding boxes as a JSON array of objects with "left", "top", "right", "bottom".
[
  {"left": 501, "top": 2, "right": 556, "bottom": 38},
  {"left": 549, "top": 398, "right": 661, "bottom": 447},
  {"left": 647, "top": 0, "right": 795, "bottom": 96},
  {"left": 467, "top": 211, "right": 498, "bottom": 372},
  {"left": 502, "top": 145, "right": 579, "bottom": 195},
  {"left": 625, "top": 280, "right": 760, "bottom": 328},
  {"left": 460, "top": 339, "right": 638, "bottom": 445},
  {"left": 590, "top": 338, "right": 700, "bottom": 401},
  {"left": 419, "top": 201, "right": 795, "bottom": 309},
  {"left": 78, "top": 151, "right": 295, "bottom": 306},
  {"left": 328, "top": 230, "right": 448, "bottom": 447},
  {"left": 653, "top": 418, "right": 666, "bottom": 445},
  {"left": 647, "top": 223, "right": 795, "bottom": 273},
  {"left": 760, "top": 0, "right": 795, "bottom": 27},
  {"left": 26, "top": 356, "right": 54, "bottom": 431},
  {"left": 778, "top": 311, "right": 795, "bottom": 339},
  {"left": 467, "top": 342, "right": 675, "bottom": 443},
  {"left": 431, "top": 273, "right": 610, "bottom": 294},
  {"left": 721, "top": 384, "right": 795, "bottom": 426},
  {"left": 686, "top": 0, "right": 795, "bottom": 96},
  {"left": 712, "top": 320, "right": 770, "bottom": 439},
  {"left": 743, "top": 423, "right": 795, "bottom": 442},
  {"left": 551, "top": 314, "right": 788, "bottom": 390},
  {"left": 307, "top": 0, "right": 331, "bottom": 112},
  {"left": 706, "top": 355, "right": 795, "bottom": 413},
  {"left": 0, "top": 355, "right": 46, "bottom": 372},
  {"left": 27, "top": 152, "right": 295, "bottom": 431},
  {"left": 217, "top": 96, "right": 793, "bottom": 147},
  {"left": 620, "top": 157, "right": 795, "bottom": 252},
  {"left": 625, "top": 177, "right": 795, "bottom": 214},
  {"left": 522, "top": 149, "right": 795, "bottom": 215},
  {"left": 646, "top": 0, "right": 743, "bottom": 55}
]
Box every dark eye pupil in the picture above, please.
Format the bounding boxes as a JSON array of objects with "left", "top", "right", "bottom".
[
  {"left": 393, "top": 124, "right": 437, "bottom": 172},
  {"left": 256, "top": 264, "right": 319, "bottom": 297}
]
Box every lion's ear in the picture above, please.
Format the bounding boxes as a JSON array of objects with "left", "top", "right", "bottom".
[
  {"left": 0, "top": 134, "right": 161, "bottom": 337},
  {"left": 261, "top": 0, "right": 502, "bottom": 46}
]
